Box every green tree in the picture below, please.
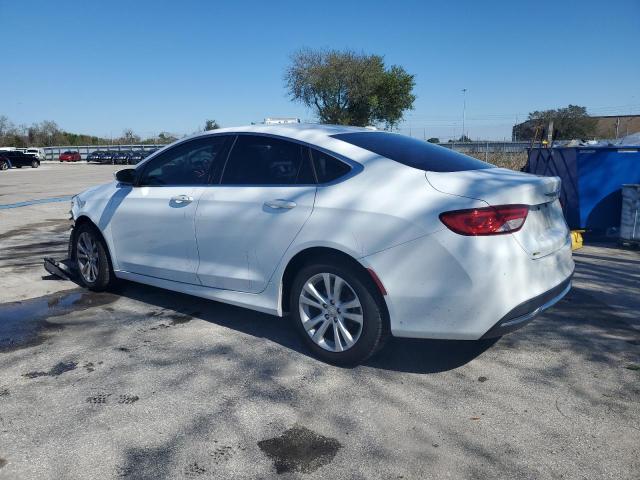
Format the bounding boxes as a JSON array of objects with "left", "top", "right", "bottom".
[
  {"left": 285, "top": 48, "right": 416, "bottom": 129},
  {"left": 515, "top": 105, "right": 597, "bottom": 140},
  {"left": 120, "top": 128, "right": 141, "bottom": 144},
  {"left": 157, "top": 132, "right": 178, "bottom": 143},
  {"left": 448, "top": 135, "right": 471, "bottom": 143},
  {"left": 204, "top": 119, "right": 221, "bottom": 130}
]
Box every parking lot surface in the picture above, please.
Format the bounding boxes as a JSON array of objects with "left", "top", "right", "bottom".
[{"left": 1, "top": 164, "right": 639, "bottom": 479}]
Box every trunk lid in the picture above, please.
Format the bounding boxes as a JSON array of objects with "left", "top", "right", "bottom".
[{"left": 426, "top": 168, "right": 569, "bottom": 259}]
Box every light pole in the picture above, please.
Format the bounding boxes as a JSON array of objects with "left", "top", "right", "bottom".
[{"left": 461, "top": 89, "right": 467, "bottom": 141}]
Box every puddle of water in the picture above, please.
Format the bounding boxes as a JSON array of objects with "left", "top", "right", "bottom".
[
  {"left": 257, "top": 426, "right": 342, "bottom": 474},
  {"left": 0, "top": 289, "right": 118, "bottom": 351},
  {"left": 23, "top": 361, "right": 78, "bottom": 379},
  {"left": 0, "top": 196, "right": 73, "bottom": 210}
]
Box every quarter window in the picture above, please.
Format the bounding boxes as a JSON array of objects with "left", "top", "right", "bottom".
[
  {"left": 310, "top": 149, "right": 351, "bottom": 183},
  {"left": 221, "top": 135, "right": 313, "bottom": 185},
  {"left": 138, "top": 136, "right": 228, "bottom": 186}
]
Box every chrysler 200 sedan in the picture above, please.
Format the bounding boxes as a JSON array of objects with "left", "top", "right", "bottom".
[{"left": 68, "top": 124, "right": 574, "bottom": 364}]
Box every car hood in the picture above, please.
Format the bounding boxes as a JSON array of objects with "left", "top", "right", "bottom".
[{"left": 77, "top": 181, "right": 116, "bottom": 201}]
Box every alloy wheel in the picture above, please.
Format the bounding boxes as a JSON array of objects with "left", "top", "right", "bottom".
[
  {"left": 298, "top": 273, "right": 364, "bottom": 352},
  {"left": 77, "top": 232, "right": 99, "bottom": 283}
]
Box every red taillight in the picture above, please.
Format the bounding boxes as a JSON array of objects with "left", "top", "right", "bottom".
[{"left": 439, "top": 205, "right": 529, "bottom": 236}]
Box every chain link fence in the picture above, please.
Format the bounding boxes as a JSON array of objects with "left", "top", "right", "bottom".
[{"left": 438, "top": 141, "right": 529, "bottom": 170}]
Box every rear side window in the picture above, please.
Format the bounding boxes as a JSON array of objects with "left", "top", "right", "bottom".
[
  {"left": 221, "top": 135, "right": 314, "bottom": 185},
  {"left": 310, "top": 149, "right": 351, "bottom": 183},
  {"left": 332, "top": 132, "right": 494, "bottom": 172}
]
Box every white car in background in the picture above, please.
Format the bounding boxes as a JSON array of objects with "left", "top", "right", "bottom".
[
  {"left": 68, "top": 124, "right": 574, "bottom": 364},
  {"left": 25, "top": 147, "right": 46, "bottom": 160}
]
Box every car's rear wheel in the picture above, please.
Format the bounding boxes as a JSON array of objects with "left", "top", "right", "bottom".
[
  {"left": 290, "top": 261, "right": 387, "bottom": 366},
  {"left": 31, "top": 160, "right": 39, "bottom": 168},
  {"left": 74, "top": 223, "right": 114, "bottom": 291},
  {"left": 0, "top": 159, "right": 8, "bottom": 170}
]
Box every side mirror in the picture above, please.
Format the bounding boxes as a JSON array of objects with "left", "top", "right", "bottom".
[{"left": 115, "top": 168, "right": 137, "bottom": 185}]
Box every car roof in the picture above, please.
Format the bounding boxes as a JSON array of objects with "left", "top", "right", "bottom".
[{"left": 196, "top": 123, "right": 372, "bottom": 143}]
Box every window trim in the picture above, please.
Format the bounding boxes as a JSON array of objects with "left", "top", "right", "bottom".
[{"left": 217, "top": 132, "right": 360, "bottom": 187}]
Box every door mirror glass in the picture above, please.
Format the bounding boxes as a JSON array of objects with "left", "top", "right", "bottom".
[{"left": 115, "top": 168, "right": 137, "bottom": 185}]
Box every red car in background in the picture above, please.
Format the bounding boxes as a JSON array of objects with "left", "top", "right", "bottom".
[{"left": 59, "top": 150, "right": 82, "bottom": 162}]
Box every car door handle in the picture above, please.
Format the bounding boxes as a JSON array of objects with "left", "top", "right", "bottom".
[
  {"left": 264, "top": 199, "right": 297, "bottom": 210},
  {"left": 171, "top": 194, "right": 193, "bottom": 204}
]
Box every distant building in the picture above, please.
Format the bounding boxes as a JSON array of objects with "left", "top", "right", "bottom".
[
  {"left": 264, "top": 117, "right": 301, "bottom": 125},
  {"left": 512, "top": 114, "right": 640, "bottom": 141}
]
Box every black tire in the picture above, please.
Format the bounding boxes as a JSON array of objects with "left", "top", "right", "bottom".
[
  {"left": 15, "top": 165, "right": 22, "bottom": 168},
  {"left": 73, "top": 223, "right": 115, "bottom": 291},
  {"left": 31, "top": 160, "right": 39, "bottom": 168},
  {"left": 0, "top": 160, "right": 8, "bottom": 170},
  {"left": 290, "top": 259, "right": 388, "bottom": 366}
]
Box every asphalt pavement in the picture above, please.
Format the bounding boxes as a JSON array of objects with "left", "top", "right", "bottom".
[{"left": 0, "top": 163, "right": 638, "bottom": 479}]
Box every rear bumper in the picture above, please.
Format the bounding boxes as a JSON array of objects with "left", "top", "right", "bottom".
[
  {"left": 362, "top": 228, "right": 575, "bottom": 340},
  {"left": 480, "top": 276, "right": 572, "bottom": 338}
]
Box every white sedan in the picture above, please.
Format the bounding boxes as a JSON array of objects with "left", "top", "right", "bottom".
[{"left": 69, "top": 124, "right": 574, "bottom": 365}]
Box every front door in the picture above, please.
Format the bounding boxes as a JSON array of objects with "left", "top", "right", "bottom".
[{"left": 109, "top": 135, "right": 230, "bottom": 284}]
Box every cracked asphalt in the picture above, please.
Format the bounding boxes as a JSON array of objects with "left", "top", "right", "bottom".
[{"left": 0, "top": 163, "right": 639, "bottom": 479}]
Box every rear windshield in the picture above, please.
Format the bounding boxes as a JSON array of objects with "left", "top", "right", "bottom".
[{"left": 332, "top": 132, "right": 494, "bottom": 172}]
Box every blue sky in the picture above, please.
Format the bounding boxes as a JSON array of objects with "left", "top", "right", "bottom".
[{"left": 1, "top": 0, "right": 638, "bottom": 140}]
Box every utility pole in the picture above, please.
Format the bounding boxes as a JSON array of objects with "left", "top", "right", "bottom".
[{"left": 461, "top": 88, "right": 467, "bottom": 141}]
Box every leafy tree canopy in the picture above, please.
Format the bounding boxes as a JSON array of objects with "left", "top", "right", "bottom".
[
  {"left": 204, "top": 119, "right": 221, "bottom": 130},
  {"left": 285, "top": 48, "right": 416, "bottom": 129},
  {"left": 517, "top": 104, "right": 597, "bottom": 140}
]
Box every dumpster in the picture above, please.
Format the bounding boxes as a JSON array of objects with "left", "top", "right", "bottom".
[{"left": 524, "top": 147, "right": 640, "bottom": 230}]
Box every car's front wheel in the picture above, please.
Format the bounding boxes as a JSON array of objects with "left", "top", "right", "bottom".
[
  {"left": 290, "top": 261, "right": 387, "bottom": 366},
  {"left": 0, "top": 159, "right": 8, "bottom": 170},
  {"left": 31, "top": 160, "right": 39, "bottom": 168},
  {"left": 74, "top": 224, "right": 114, "bottom": 291}
]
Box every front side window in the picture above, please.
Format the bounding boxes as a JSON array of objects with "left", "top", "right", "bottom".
[
  {"left": 138, "top": 136, "right": 228, "bottom": 186},
  {"left": 221, "top": 135, "right": 314, "bottom": 185}
]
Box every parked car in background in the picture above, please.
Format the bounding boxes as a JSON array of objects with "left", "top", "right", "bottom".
[
  {"left": 127, "top": 151, "right": 146, "bottom": 164},
  {"left": 25, "top": 147, "right": 46, "bottom": 160},
  {"left": 0, "top": 154, "right": 9, "bottom": 170},
  {"left": 97, "top": 151, "right": 118, "bottom": 164},
  {"left": 59, "top": 151, "right": 81, "bottom": 162},
  {"left": 113, "top": 151, "right": 132, "bottom": 165},
  {"left": 0, "top": 150, "right": 40, "bottom": 169},
  {"left": 86, "top": 151, "right": 105, "bottom": 162},
  {"left": 69, "top": 124, "right": 573, "bottom": 365}
]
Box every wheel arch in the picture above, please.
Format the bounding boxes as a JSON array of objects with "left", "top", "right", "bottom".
[
  {"left": 72, "top": 215, "right": 114, "bottom": 267},
  {"left": 279, "top": 246, "right": 389, "bottom": 323}
]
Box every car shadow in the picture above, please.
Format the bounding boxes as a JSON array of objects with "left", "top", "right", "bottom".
[{"left": 108, "top": 280, "right": 497, "bottom": 374}]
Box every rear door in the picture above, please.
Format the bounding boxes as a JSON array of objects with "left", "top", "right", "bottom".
[
  {"left": 195, "top": 134, "right": 316, "bottom": 292},
  {"left": 109, "top": 136, "right": 230, "bottom": 283}
]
